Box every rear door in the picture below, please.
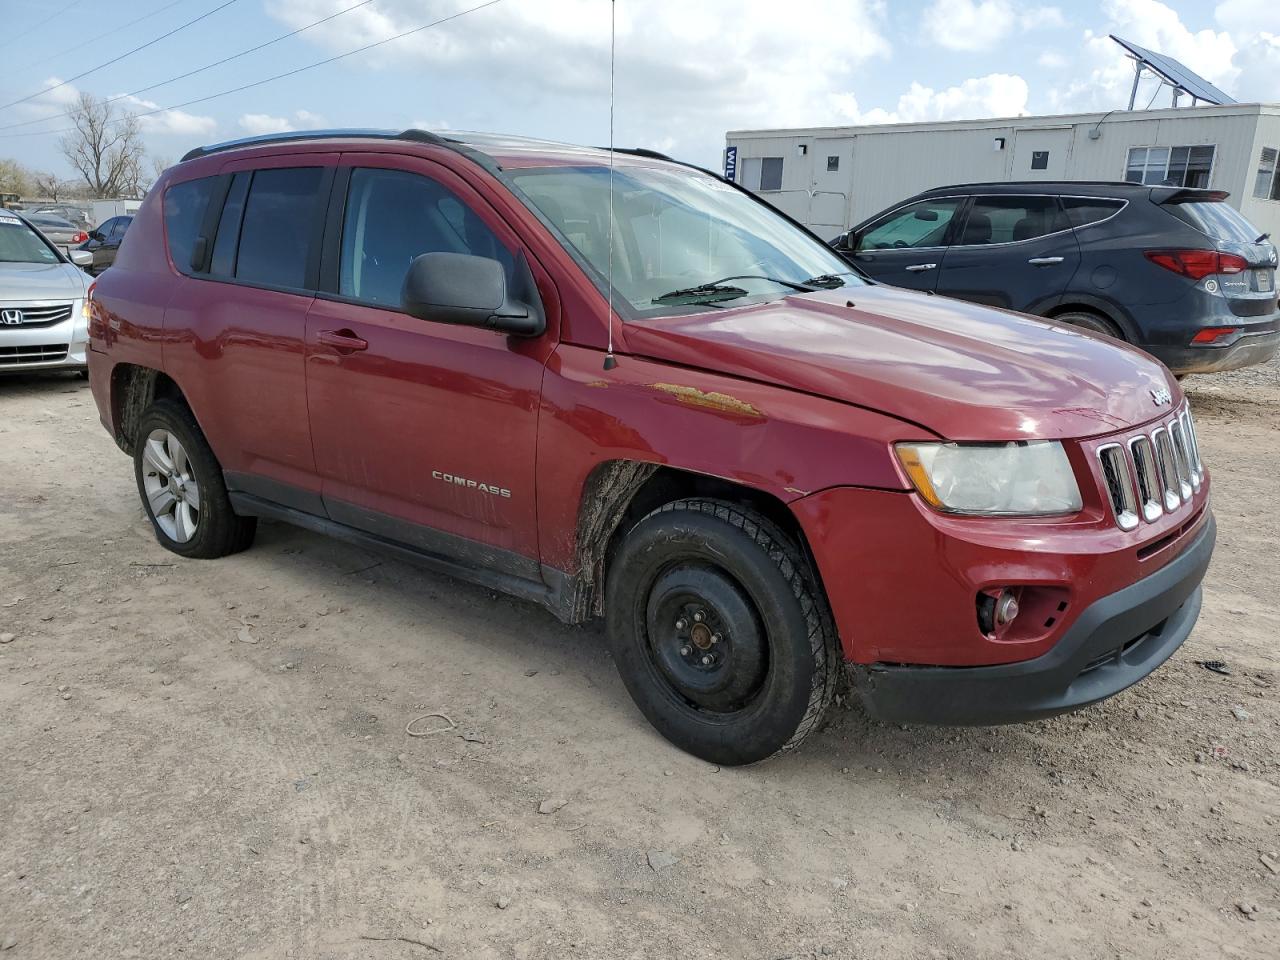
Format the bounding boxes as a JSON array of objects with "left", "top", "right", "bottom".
[
  {"left": 841, "top": 196, "right": 964, "bottom": 292},
  {"left": 934, "top": 194, "right": 1080, "bottom": 312}
]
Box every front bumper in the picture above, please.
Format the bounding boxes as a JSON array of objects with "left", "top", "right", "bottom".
[
  {"left": 1147, "top": 330, "right": 1280, "bottom": 375},
  {"left": 852, "top": 514, "right": 1214, "bottom": 725}
]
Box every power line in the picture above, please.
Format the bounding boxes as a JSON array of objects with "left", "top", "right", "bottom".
[
  {"left": 0, "top": 0, "right": 243, "bottom": 114},
  {"left": 1, "top": 0, "right": 508, "bottom": 141},
  {"left": 12, "top": 0, "right": 189, "bottom": 76},
  {"left": 7, "top": 0, "right": 90, "bottom": 45},
  {"left": 0, "top": 0, "right": 378, "bottom": 134}
]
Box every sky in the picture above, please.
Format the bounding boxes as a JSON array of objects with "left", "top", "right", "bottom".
[{"left": 1, "top": 0, "right": 1277, "bottom": 180}]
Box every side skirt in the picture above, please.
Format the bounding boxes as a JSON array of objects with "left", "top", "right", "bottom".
[{"left": 227, "top": 491, "right": 586, "bottom": 625}]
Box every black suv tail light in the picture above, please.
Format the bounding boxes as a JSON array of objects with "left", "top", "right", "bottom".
[{"left": 1144, "top": 249, "right": 1249, "bottom": 280}]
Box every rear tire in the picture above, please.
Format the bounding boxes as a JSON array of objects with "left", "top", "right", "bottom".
[
  {"left": 1055, "top": 310, "right": 1125, "bottom": 340},
  {"left": 133, "top": 399, "right": 256, "bottom": 559},
  {"left": 605, "top": 499, "right": 840, "bottom": 765}
]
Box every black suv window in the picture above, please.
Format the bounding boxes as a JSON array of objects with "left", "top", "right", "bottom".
[
  {"left": 235, "top": 167, "right": 325, "bottom": 289},
  {"left": 957, "top": 196, "right": 1067, "bottom": 246},
  {"left": 164, "top": 178, "right": 215, "bottom": 273},
  {"left": 110, "top": 216, "right": 132, "bottom": 239},
  {"left": 857, "top": 197, "right": 962, "bottom": 251},
  {"left": 338, "top": 167, "right": 513, "bottom": 308},
  {"left": 1061, "top": 197, "right": 1125, "bottom": 229}
]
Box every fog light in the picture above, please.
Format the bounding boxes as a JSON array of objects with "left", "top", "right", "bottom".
[
  {"left": 977, "top": 588, "right": 1021, "bottom": 635},
  {"left": 995, "top": 591, "right": 1020, "bottom": 626}
]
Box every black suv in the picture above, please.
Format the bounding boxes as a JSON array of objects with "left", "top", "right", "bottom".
[{"left": 831, "top": 182, "right": 1279, "bottom": 375}]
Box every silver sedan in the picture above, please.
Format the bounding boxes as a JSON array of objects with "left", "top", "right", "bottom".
[{"left": 21, "top": 212, "right": 90, "bottom": 256}]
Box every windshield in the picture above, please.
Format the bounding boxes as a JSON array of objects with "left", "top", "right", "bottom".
[
  {"left": 506, "top": 163, "right": 862, "bottom": 317},
  {"left": 1166, "top": 201, "right": 1265, "bottom": 243},
  {"left": 0, "top": 213, "right": 60, "bottom": 264}
]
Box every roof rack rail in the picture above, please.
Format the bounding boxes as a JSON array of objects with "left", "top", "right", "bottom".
[
  {"left": 180, "top": 128, "right": 452, "bottom": 163},
  {"left": 599, "top": 146, "right": 677, "bottom": 162}
]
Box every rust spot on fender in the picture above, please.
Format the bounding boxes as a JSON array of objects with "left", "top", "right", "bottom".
[
  {"left": 649, "top": 383, "right": 763, "bottom": 419},
  {"left": 583, "top": 380, "right": 609, "bottom": 389}
]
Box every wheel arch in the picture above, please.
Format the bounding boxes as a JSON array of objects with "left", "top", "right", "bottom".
[
  {"left": 563, "top": 460, "right": 825, "bottom": 622},
  {"left": 109, "top": 363, "right": 190, "bottom": 454},
  {"left": 1045, "top": 296, "right": 1139, "bottom": 342}
]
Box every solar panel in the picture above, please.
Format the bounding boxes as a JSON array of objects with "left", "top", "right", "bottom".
[{"left": 1111, "top": 35, "right": 1236, "bottom": 106}]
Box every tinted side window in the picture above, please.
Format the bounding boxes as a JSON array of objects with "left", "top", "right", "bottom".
[
  {"left": 164, "top": 179, "right": 215, "bottom": 273},
  {"left": 339, "top": 167, "right": 513, "bottom": 308},
  {"left": 235, "top": 167, "right": 325, "bottom": 289},
  {"left": 858, "top": 198, "right": 962, "bottom": 251},
  {"left": 957, "top": 196, "right": 1066, "bottom": 246},
  {"left": 210, "top": 173, "right": 250, "bottom": 278},
  {"left": 111, "top": 217, "right": 132, "bottom": 239},
  {"left": 1061, "top": 197, "right": 1126, "bottom": 229},
  {"left": 96, "top": 217, "right": 119, "bottom": 238}
]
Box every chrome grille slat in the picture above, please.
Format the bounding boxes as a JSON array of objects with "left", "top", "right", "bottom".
[
  {"left": 1128, "top": 436, "right": 1163, "bottom": 523},
  {"left": 1097, "top": 405, "right": 1204, "bottom": 530},
  {"left": 0, "top": 302, "right": 74, "bottom": 327}
]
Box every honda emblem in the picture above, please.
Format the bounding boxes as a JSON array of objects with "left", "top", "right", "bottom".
[{"left": 1, "top": 308, "right": 23, "bottom": 325}]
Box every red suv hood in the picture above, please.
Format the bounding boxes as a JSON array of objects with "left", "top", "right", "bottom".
[{"left": 622, "top": 286, "right": 1179, "bottom": 441}]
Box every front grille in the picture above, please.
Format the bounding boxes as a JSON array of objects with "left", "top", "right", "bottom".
[
  {"left": 1097, "top": 405, "right": 1203, "bottom": 530},
  {"left": 0, "top": 343, "right": 69, "bottom": 365},
  {"left": 0, "top": 302, "right": 74, "bottom": 328}
]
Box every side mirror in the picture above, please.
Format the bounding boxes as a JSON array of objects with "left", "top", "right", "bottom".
[
  {"left": 69, "top": 249, "right": 93, "bottom": 268},
  {"left": 88, "top": 230, "right": 105, "bottom": 242},
  {"left": 401, "top": 251, "right": 545, "bottom": 337}
]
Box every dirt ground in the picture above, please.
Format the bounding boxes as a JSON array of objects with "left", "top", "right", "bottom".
[{"left": 1, "top": 359, "right": 1277, "bottom": 960}]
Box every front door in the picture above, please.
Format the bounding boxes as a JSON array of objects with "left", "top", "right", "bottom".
[
  {"left": 934, "top": 194, "right": 1081, "bottom": 312},
  {"left": 304, "top": 156, "right": 556, "bottom": 573},
  {"left": 842, "top": 196, "right": 965, "bottom": 292}
]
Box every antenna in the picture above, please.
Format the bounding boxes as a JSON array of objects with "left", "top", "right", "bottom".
[{"left": 603, "top": 0, "right": 618, "bottom": 371}]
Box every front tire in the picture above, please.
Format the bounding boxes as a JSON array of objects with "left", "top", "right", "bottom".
[
  {"left": 605, "top": 499, "right": 840, "bottom": 765},
  {"left": 133, "top": 399, "right": 256, "bottom": 558}
]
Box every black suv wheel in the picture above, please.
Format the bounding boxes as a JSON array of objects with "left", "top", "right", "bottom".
[{"left": 606, "top": 499, "right": 840, "bottom": 765}]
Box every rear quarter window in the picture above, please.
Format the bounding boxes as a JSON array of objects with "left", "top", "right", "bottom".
[
  {"left": 164, "top": 178, "right": 216, "bottom": 274},
  {"left": 1164, "top": 201, "right": 1262, "bottom": 243},
  {"left": 1061, "top": 197, "right": 1126, "bottom": 229}
]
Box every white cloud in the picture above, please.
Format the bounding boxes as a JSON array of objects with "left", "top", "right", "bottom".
[
  {"left": 117, "top": 95, "right": 217, "bottom": 136},
  {"left": 1037, "top": 51, "right": 1068, "bottom": 69},
  {"left": 921, "top": 0, "right": 1065, "bottom": 53},
  {"left": 267, "top": 0, "right": 892, "bottom": 163},
  {"left": 238, "top": 110, "right": 329, "bottom": 135},
  {"left": 1214, "top": 0, "right": 1280, "bottom": 102},
  {"left": 830, "top": 73, "right": 1030, "bottom": 125}
]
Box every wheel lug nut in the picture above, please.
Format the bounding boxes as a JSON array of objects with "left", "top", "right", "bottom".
[
  {"left": 711, "top": 633, "right": 722, "bottom": 644},
  {"left": 675, "top": 617, "right": 688, "bottom": 630},
  {"left": 693, "top": 612, "right": 704, "bottom": 623},
  {"left": 700, "top": 655, "right": 713, "bottom": 666},
  {"left": 679, "top": 645, "right": 692, "bottom": 657}
]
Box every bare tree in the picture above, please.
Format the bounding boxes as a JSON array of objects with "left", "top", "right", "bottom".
[
  {"left": 59, "top": 92, "right": 148, "bottom": 198},
  {"left": 33, "top": 171, "right": 66, "bottom": 200}
]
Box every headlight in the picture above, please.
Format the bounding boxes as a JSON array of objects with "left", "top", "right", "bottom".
[{"left": 895, "top": 441, "right": 1082, "bottom": 516}]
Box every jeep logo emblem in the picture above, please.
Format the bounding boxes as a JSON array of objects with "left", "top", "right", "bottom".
[
  {"left": 1150, "top": 387, "right": 1172, "bottom": 407},
  {"left": 1, "top": 308, "right": 22, "bottom": 325}
]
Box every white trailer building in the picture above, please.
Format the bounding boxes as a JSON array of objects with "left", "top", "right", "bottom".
[{"left": 724, "top": 102, "right": 1280, "bottom": 241}]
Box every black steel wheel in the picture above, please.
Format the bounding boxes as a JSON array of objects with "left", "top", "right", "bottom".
[{"left": 606, "top": 499, "right": 840, "bottom": 765}]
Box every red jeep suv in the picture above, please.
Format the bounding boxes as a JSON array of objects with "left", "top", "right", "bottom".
[{"left": 85, "top": 130, "right": 1215, "bottom": 764}]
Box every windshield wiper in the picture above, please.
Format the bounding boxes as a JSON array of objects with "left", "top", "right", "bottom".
[
  {"left": 652, "top": 274, "right": 817, "bottom": 305},
  {"left": 802, "top": 274, "right": 847, "bottom": 289}
]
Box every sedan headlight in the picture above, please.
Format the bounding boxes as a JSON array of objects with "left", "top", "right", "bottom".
[{"left": 895, "top": 441, "right": 1082, "bottom": 517}]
